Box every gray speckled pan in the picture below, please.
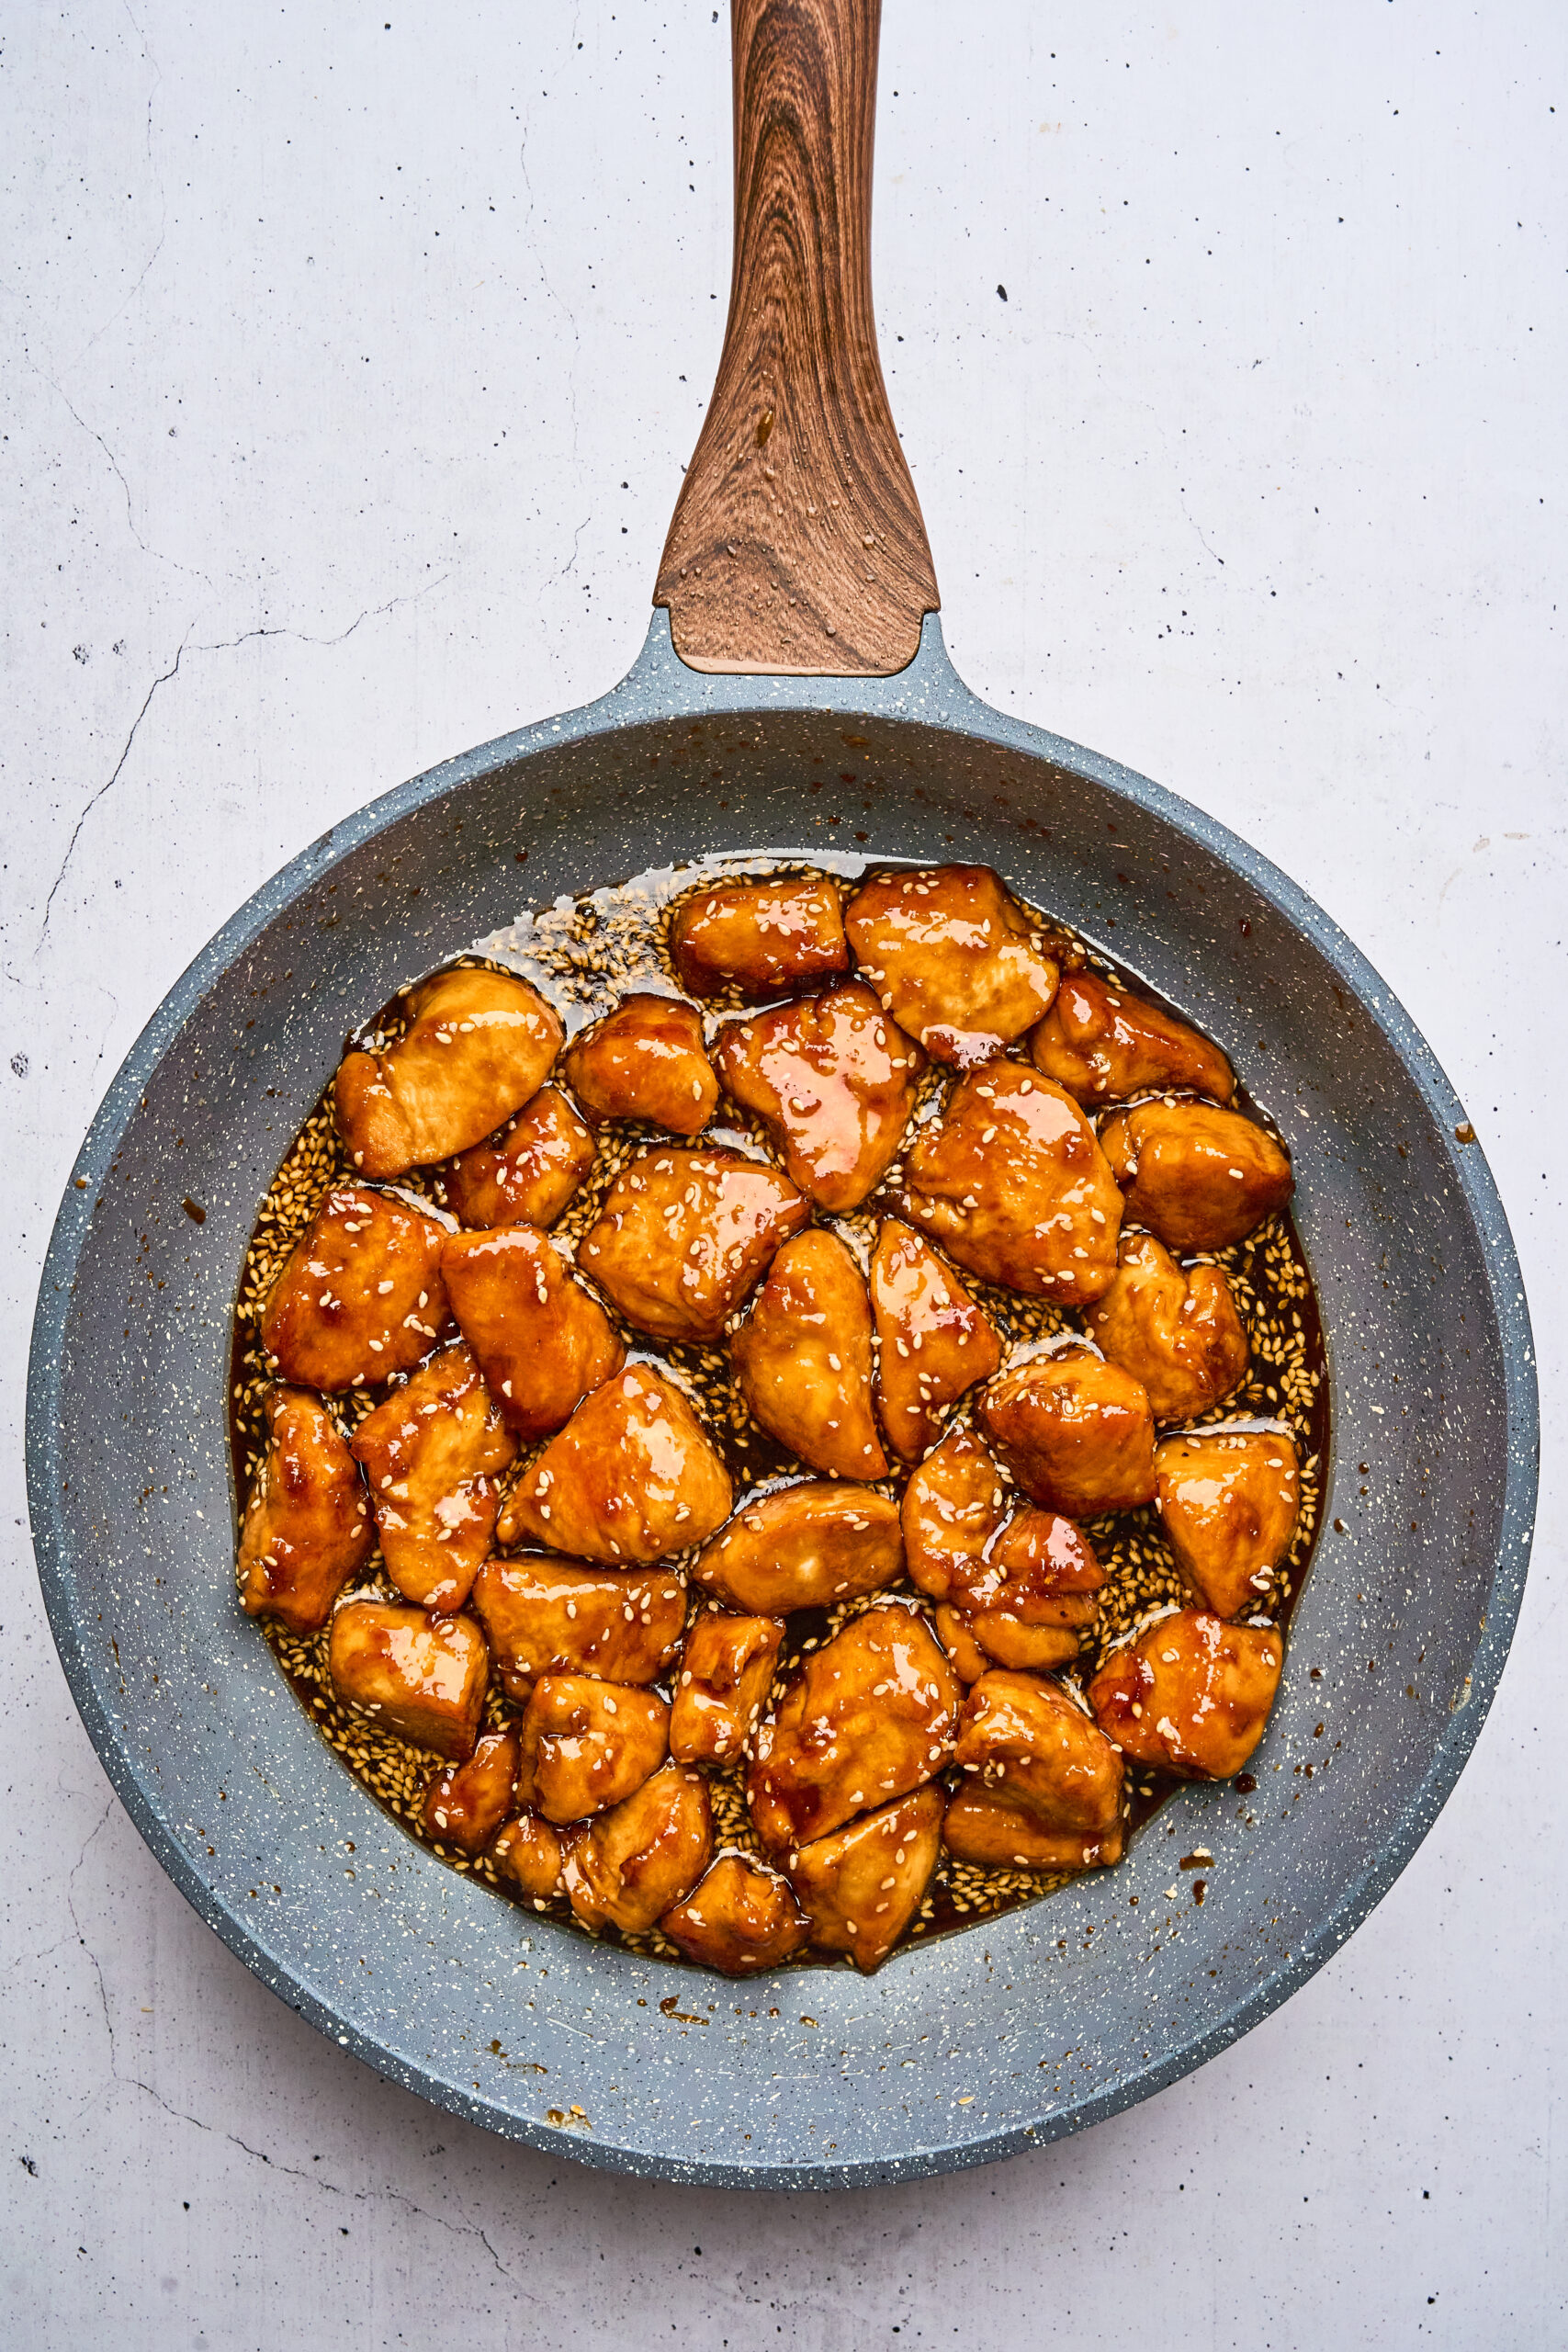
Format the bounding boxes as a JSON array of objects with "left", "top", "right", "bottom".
[{"left": 27, "top": 6, "right": 1537, "bottom": 2191}]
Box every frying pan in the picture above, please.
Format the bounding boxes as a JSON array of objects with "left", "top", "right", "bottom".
[{"left": 27, "top": 0, "right": 1537, "bottom": 2188}]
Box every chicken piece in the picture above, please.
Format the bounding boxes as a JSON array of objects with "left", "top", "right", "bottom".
[
  {"left": 931, "top": 1603, "right": 991, "bottom": 1685},
  {"left": 515, "top": 1674, "right": 670, "bottom": 1824},
  {"left": 731, "top": 1230, "right": 887, "bottom": 1479},
  {"left": 440, "top": 1226, "right": 625, "bottom": 1442},
  {"left": 870, "top": 1220, "right": 1001, "bottom": 1462},
  {"left": 579, "top": 1147, "right": 808, "bottom": 1344},
  {"left": 660, "top": 1852, "right": 810, "bottom": 1975},
  {"left": 349, "top": 1342, "right": 515, "bottom": 1611},
  {"left": 747, "top": 1603, "right": 960, "bottom": 1849},
  {"left": 844, "top": 865, "right": 1060, "bottom": 1068},
  {"left": 260, "top": 1183, "right": 450, "bottom": 1392},
  {"left": 1030, "top": 969, "right": 1234, "bottom": 1108},
  {"left": 237, "top": 1385, "right": 373, "bottom": 1634},
  {"left": 692, "top": 1483, "right": 904, "bottom": 1612},
  {"left": 670, "top": 1611, "right": 785, "bottom": 1766},
  {"left": 1088, "top": 1608, "right": 1282, "bottom": 1779},
  {"left": 422, "top": 1726, "right": 520, "bottom": 1855},
  {"left": 561, "top": 992, "right": 718, "bottom": 1136},
  {"left": 334, "top": 968, "right": 563, "bottom": 1180},
  {"left": 1097, "top": 1098, "right": 1292, "bottom": 1252},
  {"left": 491, "top": 1810, "right": 566, "bottom": 1903},
  {"left": 714, "top": 983, "right": 926, "bottom": 1212},
  {"left": 787, "top": 1786, "right": 943, "bottom": 1972},
  {"left": 326, "top": 1599, "right": 489, "bottom": 1760},
  {"left": 900, "top": 1063, "right": 1122, "bottom": 1303},
  {"left": 445, "top": 1087, "right": 596, "bottom": 1229},
  {"left": 900, "top": 1427, "right": 1103, "bottom": 1672},
  {"left": 1084, "top": 1231, "right": 1249, "bottom": 1422},
  {"left": 1154, "top": 1428, "right": 1301, "bottom": 1616},
  {"left": 497, "top": 1363, "right": 733, "bottom": 1564},
  {"left": 946, "top": 1670, "right": 1124, "bottom": 1871},
  {"left": 977, "top": 1340, "right": 1156, "bottom": 1518},
  {"left": 670, "top": 876, "right": 850, "bottom": 1001},
  {"left": 472, "top": 1555, "right": 687, "bottom": 1699},
  {"left": 562, "top": 1763, "right": 714, "bottom": 1935}
]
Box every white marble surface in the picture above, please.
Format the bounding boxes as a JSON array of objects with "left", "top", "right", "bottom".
[{"left": 3, "top": 3, "right": 1563, "bottom": 2343}]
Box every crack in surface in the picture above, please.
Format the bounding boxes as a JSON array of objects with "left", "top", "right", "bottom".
[
  {"left": 37, "top": 638, "right": 190, "bottom": 950},
  {"left": 73, "top": 0, "right": 168, "bottom": 368}
]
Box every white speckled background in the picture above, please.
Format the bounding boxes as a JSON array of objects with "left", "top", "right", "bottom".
[{"left": 3, "top": 3, "right": 1562, "bottom": 2343}]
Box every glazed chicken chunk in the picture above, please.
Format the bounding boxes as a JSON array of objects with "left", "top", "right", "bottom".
[
  {"left": 422, "top": 1726, "right": 520, "bottom": 1855},
  {"left": 693, "top": 1483, "right": 905, "bottom": 1612},
  {"left": 714, "top": 982, "right": 926, "bottom": 1211},
  {"left": 491, "top": 1809, "right": 566, "bottom": 1904},
  {"left": 579, "top": 1147, "right": 808, "bottom": 1344},
  {"left": 445, "top": 1086, "right": 595, "bottom": 1229},
  {"left": 786, "top": 1786, "right": 944, "bottom": 1972},
  {"left": 670, "top": 1611, "right": 785, "bottom": 1765},
  {"left": 670, "top": 876, "right": 850, "bottom": 1001},
  {"left": 944, "top": 1670, "right": 1124, "bottom": 1871},
  {"left": 515, "top": 1673, "right": 669, "bottom": 1823},
  {"left": 326, "top": 1599, "right": 489, "bottom": 1760},
  {"left": 1098, "top": 1098, "right": 1292, "bottom": 1252},
  {"left": 1155, "top": 1428, "right": 1301, "bottom": 1617},
  {"left": 870, "top": 1220, "right": 1001, "bottom": 1462},
  {"left": 1084, "top": 1231, "right": 1249, "bottom": 1422},
  {"left": 441, "top": 1226, "right": 625, "bottom": 1441},
  {"left": 660, "top": 1852, "right": 810, "bottom": 1975},
  {"left": 560, "top": 991, "right": 718, "bottom": 1136},
  {"left": 237, "top": 1385, "right": 373, "bottom": 1634},
  {"left": 844, "top": 865, "right": 1061, "bottom": 1068},
  {"left": 900, "top": 1063, "right": 1122, "bottom": 1303},
  {"left": 562, "top": 1762, "right": 714, "bottom": 1935},
  {"left": 747, "top": 1603, "right": 960, "bottom": 1849},
  {"left": 1030, "top": 969, "right": 1234, "bottom": 1108},
  {"left": 472, "top": 1554, "right": 687, "bottom": 1699},
  {"left": 901, "top": 1427, "right": 1104, "bottom": 1674},
  {"left": 349, "top": 1341, "right": 515, "bottom": 1611},
  {"left": 497, "top": 1363, "right": 733, "bottom": 1564},
  {"left": 732, "top": 1229, "right": 888, "bottom": 1478},
  {"left": 1088, "top": 1608, "right": 1282, "bottom": 1779},
  {"left": 978, "top": 1340, "right": 1156, "bottom": 1518},
  {"left": 260, "top": 1183, "right": 450, "bottom": 1393},
  {"left": 334, "top": 968, "right": 563, "bottom": 1180}
]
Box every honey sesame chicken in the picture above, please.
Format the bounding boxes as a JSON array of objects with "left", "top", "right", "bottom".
[
  {"left": 422, "top": 1726, "right": 521, "bottom": 1855},
  {"left": 670, "top": 1612, "right": 785, "bottom": 1766},
  {"left": 660, "top": 1851, "right": 810, "bottom": 1975},
  {"left": 515, "top": 1673, "right": 670, "bottom": 1823},
  {"left": 1097, "top": 1097, "right": 1292, "bottom": 1252},
  {"left": 732, "top": 1228, "right": 888, "bottom": 1478},
  {"left": 496, "top": 1363, "right": 733, "bottom": 1564},
  {"left": 561, "top": 1763, "right": 714, "bottom": 1936},
  {"left": 333, "top": 968, "right": 563, "bottom": 1180},
  {"left": 326, "top": 1599, "right": 489, "bottom": 1761},
  {"left": 445, "top": 1086, "right": 596, "bottom": 1229},
  {"left": 1084, "top": 1230, "right": 1249, "bottom": 1422},
  {"left": 931, "top": 1602, "right": 992, "bottom": 1684},
  {"left": 237, "top": 1386, "right": 373, "bottom": 1634},
  {"left": 747, "top": 1602, "right": 961, "bottom": 1850},
  {"left": 560, "top": 990, "right": 718, "bottom": 1135},
  {"left": 870, "top": 1219, "right": 1001, "bottom": 1462},
  {"left": 1030, "top": 969, "right": 1234, "bottom": 1108},
  {"left": 714, "top": 981, "right": 926, "bottom": 1210},
  {"left": 978, "top": 1340, "right": 1156, "bottom": 1518},
  {"left": 1088, "top": 1608, "right": 1282, "bottom": 1779},
  {"left": 900, "top": 1426, "right": 1103, "bottom": 1673},
  {"left": 440, "top": 1225, "right": 625, "bottom": 1441},
  {"left": 349, "top": 1341, "right": 515, "bottom": 1611},
  {"left": 844, "top": 865, "right": 1061, "bottom": 1068},
  {"left": 1155, "top": 1428, "right": 1302, "bottom": 1617},
  {"left": 260, "top": 1183, "right": 451, "bottom": 1392},
  {"left": 692, "top": 1482, "right": 905, "bottom": 1612},
  {"left": 490, "top": 1810, "right": 566, "bottom": 1903},
  {"left": 670, "top": 875, "right": 850, "bottom": 1001},
  {"left": 472, "top": 1554, "right": 687, "bottom": 1699},
  {"left": 899, "top": 1062, "right": 1122, "bottom": 1302},
  {"left": 578, "top": 1146, "right": 808, "bottom": 1344},
  {"left": 944, "top": 1671, "right": 1125, "bottom": 1872},
  {"left": 787, "top": 1785, "right": 945, "bottom": 1972}
]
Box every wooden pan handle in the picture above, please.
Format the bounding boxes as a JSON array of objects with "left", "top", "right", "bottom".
[{"left": 655, "top": 0, "right": 939, "bottom": 675}]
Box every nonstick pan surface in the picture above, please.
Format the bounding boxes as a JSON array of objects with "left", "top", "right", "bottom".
[{"left": 27, "top": 2, "right": 1537, "bottom": 2188}]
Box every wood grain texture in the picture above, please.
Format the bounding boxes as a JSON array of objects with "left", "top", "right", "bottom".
[{"left": 655, "top": 0, "right": 939, "bottom": 675}]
